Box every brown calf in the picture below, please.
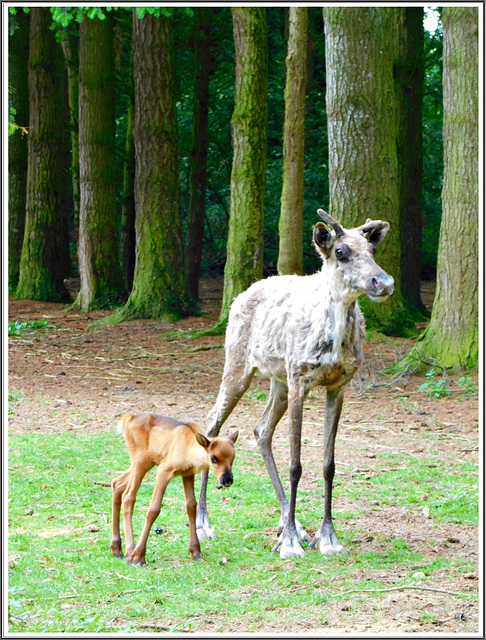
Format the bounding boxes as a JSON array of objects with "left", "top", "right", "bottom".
[{"left": 110, "top": 414, "right": 238, "bottom": 564}]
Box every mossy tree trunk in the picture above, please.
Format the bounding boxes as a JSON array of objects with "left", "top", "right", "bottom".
[
  {"left": 120, "top": 34, "right": 136, "bottom": 294},
  {"left": 412, "top": 7, "right": 478, "bottom": 370},
  {"left": 278, "top": 7, "right": 307, "bottom": 276},
  {"left": 187, "top": 8, "right": 211, "bottom": 300},
  {"left": 395, "top": 8, "right": 428, "bottom": 319},
  {"left": 8, "top": 9, "right": 29, "bottom": 291},
  {"left": 73, "top": 13, "right": 124, "bottom": 311},
  {"left": 112, "top": 11, "right": 192, "bottom": 322},
  {"left": 323, "top": 7, "right": 416, "bottom": 336},
  {"left": 60, "top": 30, "right": 80, "bottom": 247},
  {"left": 16, "top": 7, "right": 71, "bottom": 302},
  {"left": 217, "top": 8, "right": 268, "bottom": 328}
]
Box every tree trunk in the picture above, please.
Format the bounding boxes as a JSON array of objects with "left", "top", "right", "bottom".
[
  {"left": 323, "top": 7, "right": 416, "bottom": 336},
  {"left": 74, "top": 13, "right": 124, "bottom": 311},
  {"left": 395, "top": 8, "right": 428, "bottom": 319},
  {"left": 16, "top": 7, "right": 71, "bottom": 302},
  {"left": 217, "top": 8, "right": 268, "bottom": 328},
  {"left": 412, "top": 7, "right": 478, "bottom": 370},
  {"left": 119, "top": 24, "right": 136, "bottom": 294},
  {"left": 278, "top": 7, "right": 307, "bottom": 276},
  {"left": 8, "top": 10, "right": 29, "bottom": 291},
  {"left": 187, "top": 8, "right": 211, "bottom": 300},
  {"left": 111, "top": 11, "right": 191, "bottom": 322},
  {"left": 60, "top": 30, "right": 80, "bottom": 248}
]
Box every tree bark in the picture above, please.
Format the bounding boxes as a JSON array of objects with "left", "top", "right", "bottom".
[
  {"left": 16, "top": 7, "right": 71, "bottom": 302},
  {"left": 74, "top": 13, "right": 124, "bottom": 311},
  {"left": 111, "top": 11, "right": 191, "bottom": 321},
  {"left": 395, "top": 8, "right": 428, "bottom": 319},
  {"left": 217, "top": 8, "right": 268, "bottom": 328},
  {"left": 278, "top": 7, "right": 307, "bottom": 276},
  {"left": 8, "top": 10, "right": 30, "bottom": 291},
  {"left": 60, "top": 30, "right": 80, "bottom": 247},
  {"left": 413, "top": 7, "right": 478, "bottom": 369},
  {"left": 323, "top": 7, "right": 416, "bottom": 336},
  {"left": 187, "top": 8, "right": 211, "bottom": 300}
]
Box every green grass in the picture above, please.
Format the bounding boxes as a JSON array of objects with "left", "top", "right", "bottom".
[
  {"left": 8, "top": 429, "right": 478, "bottom": 633},
  {"left": 8, "top": 319, "right": 49, "bottom": 337}
]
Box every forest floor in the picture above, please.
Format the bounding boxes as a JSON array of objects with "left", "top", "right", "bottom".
[{"left": 7, "top": 279, "right": 480, "bottom": 635}]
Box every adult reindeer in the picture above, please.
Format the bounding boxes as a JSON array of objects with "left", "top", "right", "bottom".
[{"left": 197, "top": 210, "right": 394, "bottom": 558}]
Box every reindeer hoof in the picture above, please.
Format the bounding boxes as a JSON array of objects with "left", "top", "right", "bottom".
[
  {"left": 274, "top": 528, "right": 307, "bottom": 559},
  {"left": 310, "top": 526, "right": 347, "bottom": 555}
]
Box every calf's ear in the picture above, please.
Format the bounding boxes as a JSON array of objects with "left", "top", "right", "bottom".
[
  {"left": 229, "top": 430, "right": 239, "bottom": 444},
  {"left": 313, "top": 222, "right": 334, "bottom": 257},
  {"left": 196, "top": 433, "right": 210, "bottom": 449}
]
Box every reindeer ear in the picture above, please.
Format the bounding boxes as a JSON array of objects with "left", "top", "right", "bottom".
[
  {"left": 358, "top": 220, "right": 390, "bottom": 246},
  {"left": 228, "top": 430, "right": 239, "bottom": 445},
  {"left": 195, "top": 433, "right": 210, "bottom": 449},
  {"left": 313, "top": 222, "right": 334, "bottom": 257}
]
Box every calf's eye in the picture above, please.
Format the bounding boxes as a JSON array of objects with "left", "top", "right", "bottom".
[{"left": 211, "top": 456, "right": 218, "bottom": 464}]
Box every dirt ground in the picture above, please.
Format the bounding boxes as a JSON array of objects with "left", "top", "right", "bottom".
[{"left": 7, "top": 279, "right": 480, "bottom": 634}]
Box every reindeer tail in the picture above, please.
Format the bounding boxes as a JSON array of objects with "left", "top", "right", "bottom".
[{"left": 117, "top": 414, "right": 135, "bottom": 434}]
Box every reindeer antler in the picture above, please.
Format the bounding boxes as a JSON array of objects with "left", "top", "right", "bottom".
[{"left": 317, "top": 209, "right": 345, "bottom": 237}]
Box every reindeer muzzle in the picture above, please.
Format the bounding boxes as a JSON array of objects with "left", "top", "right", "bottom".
[
  {"left": 368, "top": 273, "right": 394, "bottom": 302},
  {"left": 216, "top": 471, "right": 233, "bottom": 490}
]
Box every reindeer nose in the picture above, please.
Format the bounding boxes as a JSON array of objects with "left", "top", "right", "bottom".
[
  {"left": 219, "top": 472, "right": 233, "bottom": 488},
  {"left": 370, "top": 273, "right": 394, "bottom": 299}
]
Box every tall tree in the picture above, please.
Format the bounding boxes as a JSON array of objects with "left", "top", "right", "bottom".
[
  {"left": 73, "top": 13, "right": 124, "bottom": 311},
  {"left": 395, "top": 7, "right": 428, "bottom": 319},
  {"left": 411, "top": 7, "right": 478, "bottom": 369},
  {"left": 16, "top": 7, "right": 71, "bottom": 302},
  {"left": 107, "top": 10, "right": 192, "bottom": 322},
  {"left": 216, "top": 7, "right": 268, "bottom": 330},
  {"left": 277, "top": 7, "right": 307, "bottom": 276},
  {"left": 117, "top": 11, "right": 136, "bottom": 293},
  {"left": 187, "top": 8, "right": 211, "bottom": 300},
  {"left": 60, "top": 28, "right": 80, "bottom": 245},
  {"left": 323, "top": 7, "right": 416, "bottom": 336},
  {"left": 8, "top": 9, "right": 30, "bottom": 291}
]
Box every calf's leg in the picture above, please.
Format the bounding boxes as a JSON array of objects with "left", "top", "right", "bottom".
[
  {"left": 121, "top": 460, "right": 153, "bottom": 562},
  {"left": 110, "top": 468, "right": 131, "bottom": 559},
  {"left": 131, "top": 466, "right": 172, "bottom": 566},
  {"left": 183, "top": 475, "right": 202, "bottom": 560}
]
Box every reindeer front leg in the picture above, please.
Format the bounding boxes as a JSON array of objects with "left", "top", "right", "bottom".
[
  {"left": 310, "top": 386, "right": 348, "bottom": 555},
  {"left": 273, "top": 382, "right": 306, "bottom": 558}
]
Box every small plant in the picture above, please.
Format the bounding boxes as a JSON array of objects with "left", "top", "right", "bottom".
[
  {"left": 8, "top": 319, "right": 49, "bottom": 337},
  {"left": 8, "top": 388, "right": 24, "bottom": 415},
  {"left": 458, "top": 376, "right": 478, "bottom": 396},
  {"left": 245, "top": 383, "right": 267, "bottom": 402},
  {"left": 419, "top": 368, "right": 451, "bottom": 399}
]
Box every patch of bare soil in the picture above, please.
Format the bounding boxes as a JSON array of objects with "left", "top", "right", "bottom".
[{"left": 8, "top": 279, "right": 480, "bottom": 634}]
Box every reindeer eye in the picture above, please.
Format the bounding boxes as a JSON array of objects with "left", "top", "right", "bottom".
[
  {"left": 210, "top": 456, "right": 218, "bottom": 464},
  {"left": 335, "top": 247, "right": 348, "bottom": 261}
]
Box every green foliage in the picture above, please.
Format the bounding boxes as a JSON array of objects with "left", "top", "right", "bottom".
[
  {"left": 421, "top": 27, "right": 443, "bottom": 276},
  {"left": 418, "top": 368, "right": 451, "bottom": 398},
  {"left": 135, "top": 7, "right": 194, "bottom": 20},
  {"left": 8, "top": 319, "right": 49, "bottom": 336},
  {"left": 457, "top": 376, "right": 478, "bottom": 396},
  {"left": 8, "top": 388, "right": 25, "bottom": 415}
]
